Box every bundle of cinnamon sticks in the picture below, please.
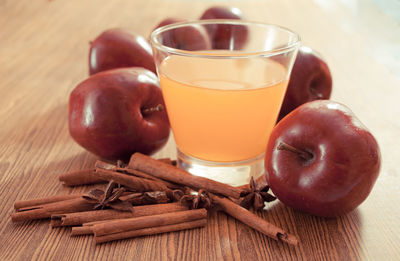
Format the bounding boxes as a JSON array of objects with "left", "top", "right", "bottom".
[{"left": 11, "top": 153, "right": 298, "bottom": 245}]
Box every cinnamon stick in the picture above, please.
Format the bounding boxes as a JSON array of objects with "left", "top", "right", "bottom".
[
  {"left": 210, "top": 194, "right": 298, "bottom": 245},
  {"left": 129, "top": 153, "right": 242, "bottom": 199},
  {"left": 59, "top": 169, "right": 105, "bottom": 186},
  {"left": 50, "top": 202, "right": 188, "bottom": 227},
  {"left": 95, "top": 219, "right": 207, "bottom": 244},
  {"left": 71, "top": 210, "right": 206, "bottom": 238},
  {"left": 95, "top": 160, "right": 182, "bottom": 189},
  {"left": 157, "top": 158, "right": 177, "bottom": 166},
  {"left": 95, "top": 168, "right": 170, "bottom": 192},
  {"left": 93, "top": 209, "right": 207, "bottom": 237},
  {"left": 72, "top": 219, "right": 124, "bottom": 236},
  {"left": 71, "top": 226, "right": 93, "bottom": 236},
  {"left": 116, "top": 168, "right": 182, "bottom": 189},
  {"left": 93, "top": 161, "right": 116, "bottom": 170},
  {"left": 14, "top": 194, "right": 82, "bottom": 211},
  {"left": 11, "top": 197, "right": 95, "bottom": 222},
  {"left": 82, "top": 219, "right": 113, "bottom": 227},
  {"left": 70, "top": 220, "right": 115, "bottom": 235},
  {"left": 58, "top": 158, "right": 176, "bottom": 187}
]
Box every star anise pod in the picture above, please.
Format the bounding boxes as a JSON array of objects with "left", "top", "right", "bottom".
[
  {"left": 82, "top": 180, "right": 133, "bottom": 212},
  {"left": 239, "top": 176, "right": 276, "bottom": 210},
  {"left": 180, "top": 189, "right": 212, "bottom": 209},
  {"left": 167, "top": 187, "right": 192, "bottom": 202}
]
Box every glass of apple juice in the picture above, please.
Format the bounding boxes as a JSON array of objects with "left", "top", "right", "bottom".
[{"left": 150, "top": 20, "right": 300, "bottom": 186}]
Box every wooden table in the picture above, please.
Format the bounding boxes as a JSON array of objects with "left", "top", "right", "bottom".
[{"left": 1, "top": 0, "right": 399, "bottom": 260}]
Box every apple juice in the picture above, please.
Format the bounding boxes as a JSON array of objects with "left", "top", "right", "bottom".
[{"left": 158, "top": 54, "right": 288, "bottom": 162}]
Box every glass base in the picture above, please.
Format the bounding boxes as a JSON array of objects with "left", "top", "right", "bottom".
[{"left": 177, "top": 149, "right": 265, "bottom": 187}]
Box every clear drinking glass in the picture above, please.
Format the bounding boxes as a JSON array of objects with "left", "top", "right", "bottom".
[{"left": 150, "top": 20, "right": 300, "bottom": 186}]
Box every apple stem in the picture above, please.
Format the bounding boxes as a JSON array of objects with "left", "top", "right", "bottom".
[
  {"left": 141, "top": 104, "right": 164, "bottom": 115},
  {"left": 277, "top": 142, "right": 313, "bottom": 161}
]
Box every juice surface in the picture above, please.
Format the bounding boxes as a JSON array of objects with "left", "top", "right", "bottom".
[{"left": 159, "top": 55, "right": 288, "bottom": 162}]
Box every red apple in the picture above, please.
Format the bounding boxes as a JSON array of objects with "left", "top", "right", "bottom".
[
  {"left": 265, "top": 100, "right": 381, "bottom": 217},
  {"left": 153, "top": 18, "right": 186, "bottom": 30},
  {"left": 69, "top": 67, "right": 170, "bottom": 161},
  {"left": 200, "top": 6, "right": 248, "bottom": 49},
  {"left": 89, "top": 28, "right": 156, "bottom": 75},
  {"left": 278, "top": 46, "right": 332, "bottom": 121},
  {"left": 152, "top": 18, "right": 211, "bottom": 51}
]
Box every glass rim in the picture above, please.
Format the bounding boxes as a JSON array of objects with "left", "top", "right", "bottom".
[{"left": 150, "top": 19, "right": 301, "bottom": 59}]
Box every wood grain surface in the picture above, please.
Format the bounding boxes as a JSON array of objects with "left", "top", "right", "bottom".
[{"left": 1, "top": 0, "right": 399, "bottom": 260}]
